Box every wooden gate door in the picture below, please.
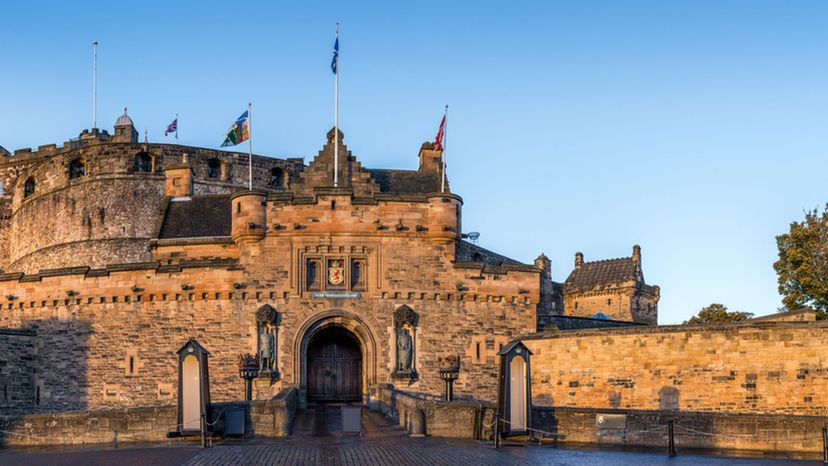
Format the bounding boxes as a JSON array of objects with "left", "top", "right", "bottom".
[{"left": 307, "top": 328, "right": 362, "bottom": 402}]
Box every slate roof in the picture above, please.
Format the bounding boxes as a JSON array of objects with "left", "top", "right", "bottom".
[
  {"left": 455, "top": 240, "right": 524, "bottom": 266},
  {"left": 0, "top": 145, "right": 8, "bottom": 156},
  {"left": 565, "top": 257, "right": 640, "bottom": 290},
  {"left": 367, "top": 169, "right": 441, "bottom": 195},
  {"left": 158, "top": 195, "right": 232, "bottom": 239}
]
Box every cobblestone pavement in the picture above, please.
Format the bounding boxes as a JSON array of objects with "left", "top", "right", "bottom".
[{"left": 1, "top": 406, "right": 821, "bottom": 465}]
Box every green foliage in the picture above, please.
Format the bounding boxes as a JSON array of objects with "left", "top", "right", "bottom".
[
  {"left": 774, "top": 204, "right": 828, "bottom": 320},
  {"left": 685, "top": 303, "right": 753, "bottom": 324}
]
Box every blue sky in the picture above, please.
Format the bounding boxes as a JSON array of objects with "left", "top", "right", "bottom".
[{"left": 1, "top": 1, "right": 826, "bottom": 323}]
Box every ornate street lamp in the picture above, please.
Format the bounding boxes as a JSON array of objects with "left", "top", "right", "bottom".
[
  {"left": 438, "top": 355, "right": 461, "bottom": 401},
  {"left": 238, "top": 353, "right": 259, "bottom": 401}
]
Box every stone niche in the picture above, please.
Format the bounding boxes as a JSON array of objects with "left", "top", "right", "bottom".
[{"left": 393, "top": 305, "right": 419, "bottom": 382}]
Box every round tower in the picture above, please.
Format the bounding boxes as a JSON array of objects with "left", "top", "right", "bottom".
[
  {"left": 426, "top": 193, "right": 463, "bottom": 243},
  {"left": 231, "top": 191, "right": 267, "bottom": 243}
]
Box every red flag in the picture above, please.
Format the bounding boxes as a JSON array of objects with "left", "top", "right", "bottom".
[{"left": 434, "top": 114, "right": 446, "bottom": 150}]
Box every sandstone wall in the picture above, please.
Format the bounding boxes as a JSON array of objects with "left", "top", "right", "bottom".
[
  {"left": 523, "top": 322, "right": 828, "bottom": 415},
  {"left": 533, "top": 406, "right": 827, "bottom": 455},
  {"left": 0, "top": 140, "right": 301, "bottom": 273},
  {"left": 0, "top": 329, "right": 35, "bottom": 414}
]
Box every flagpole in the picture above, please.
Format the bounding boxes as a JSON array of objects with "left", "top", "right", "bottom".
[
  {"left": 334, "top": 22, "right": 340, "bottom": 188},
  {"left": 92, "top": 41, "right": 97, "bottom": 130},
  {"left": 176, "top": 113, "right": 179, "bottom": 142},
  {"left": 248, "top": 102, "right": 253, "bottom": 191},
  {"left": 441, "top": 105, "right": 448, "bottom": 193}
]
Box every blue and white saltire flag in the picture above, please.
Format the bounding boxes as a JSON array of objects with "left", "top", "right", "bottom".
[{"left": 331, "top": 36, "right": 339, "bottom": 74}]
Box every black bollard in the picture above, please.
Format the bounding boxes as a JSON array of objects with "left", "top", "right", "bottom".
[
  {"left": 201, "top": 413, "right": 207, "bottom": 448},
  {"left": 822, "top": 425, "right": 827, "bottom": 464},
  {"left": 668, "top": 420, "right": 677, "bottom": 457}
]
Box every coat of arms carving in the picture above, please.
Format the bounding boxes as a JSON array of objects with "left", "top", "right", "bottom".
[{"left": 328, "top": 260, "right": 345, "bottom": 286}]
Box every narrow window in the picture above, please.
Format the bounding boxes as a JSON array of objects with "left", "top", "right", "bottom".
[
  {"left": 129, "top": 356, "right": 135, "bottom": 374},
  {"left": 69, "top": 159, "right": 85, "bottom": 179},
  {"left": 35, "top": 385, "right": 40, "bottom": 406},
  {"left": 236, "top": 203, "right": 241, "bottom": 213},
  {"left": 574, "top": 302, "right": 579, "bottom": 310},
  {"left": 3, "top": 384, "right": 8, "bottom": 404},
  {"left": 23, "top": 177, "right": 35, "bottom": 198},
  {"left": 607, "top": 299, "right": 612, "bottom": 306},
  {"left": 207, "top": 158, "right": 221, "bottom": 179},
  {"left": 331, "top": 200, "right": 336, "bottom": 210},
  {"left": 269, "top": 167, "right": 284, "bottom": 188},
  {"left": 134, "top": 153, "right": 152, "bottom": 172},
  {"left": 476, "top": 342, "right": 481, "bottom": 360},
  {"left": 306, "top": 259, "right": 320, "bottom": 290}
]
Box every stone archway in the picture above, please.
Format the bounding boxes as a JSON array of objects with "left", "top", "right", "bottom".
[{"left": 294, "top": 310, "right": 377, "bottom": 406}]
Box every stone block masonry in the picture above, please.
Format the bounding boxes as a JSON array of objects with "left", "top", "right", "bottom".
[{"left": 522, "top": 321, "right": 828, "bottom": 415}]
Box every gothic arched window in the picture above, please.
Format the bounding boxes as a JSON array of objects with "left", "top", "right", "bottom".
[
  {"left": 23, "top": 177, "right": 35, "bottom": 198},
  {"left": 134, "top": 153, "right": 152, "bottom": 173},
  {"left": 69, "top": 159, "right": 85, "bottom": 179},
  {"left": 207, "top": 158, "right": 221, "bottom": 179},
  {"left": 269, "top": 167, "right": 284, "bottom": 188}
]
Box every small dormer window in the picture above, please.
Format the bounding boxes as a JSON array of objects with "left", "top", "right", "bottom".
[
  {"left": 207, "top": 158, "right": 221, "bottom": 179},
  {"left": 23, "top": 177, "right": 35, "bottom": 198},
  {"left": 69, "top": 159, "right": 85, "bottom": 179},
  {"left": 269, "top": 167, "right": 284, "bottom": 188},
  {"left": 134, "top": 153, "right": 152, "bottom": 173}
]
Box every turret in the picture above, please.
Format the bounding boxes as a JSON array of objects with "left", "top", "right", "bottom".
[
  {"left": 112, "top": 107, "right": 138, "bottom": 143},
  {"left": 426, "top": 193, "right": 462, "bottom": 243},
  {"left": 164, "top": 154, "right": 193, "bottom": 198},
  {"left": 232, "top": 191, "right": 267, "bottom": 243},
  {"left": 534, "top": 253, "right": 551, "bottom": 277}
]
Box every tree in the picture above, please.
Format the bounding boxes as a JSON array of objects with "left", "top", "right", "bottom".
[
  {"left": 774, "top": 204, "right": 828, "bottom": 320},
  {"left": 685, "top": 303, "right": 753, "bottom": 324}
]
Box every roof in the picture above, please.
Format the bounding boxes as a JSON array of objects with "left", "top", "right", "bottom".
[
  {"left": 158, "top": 195, "right": 232, "bottom": 239},
  {"left": 367, "top": 169, "right": 441, "bottom": 195},
  {"left": 0, "top": 145, "right": 8, "bottom": 156},
  {"left": 115, "top": 107, "right": 134, "bottom": 126},
  {"left": 455, "top": 240, "right": 524, "bottom": 266},
  {"left": 565, "top": 257, "right": 640, "bottom": 290}
]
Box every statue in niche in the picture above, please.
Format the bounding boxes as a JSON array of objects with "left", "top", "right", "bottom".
[
  {"left": 393, "top": 305, "right": 418, "bottom": 379},
  {"left": 255, "top": 305, "right": 281, "bottom": 378},
  {"left": 259, "top": 323, "right": 276, "bottom": 372},
  {"left": 397, "top": 323, "right": 413, "bottom": 372}
]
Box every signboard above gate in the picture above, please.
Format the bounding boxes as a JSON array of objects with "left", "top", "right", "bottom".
[{"left": 311, "top": 292, "right": 361, "bottom": 299}]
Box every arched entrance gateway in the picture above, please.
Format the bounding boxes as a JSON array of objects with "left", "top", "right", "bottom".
[{"left": 295, "top": 311, "right": 377, "bottom": 405}]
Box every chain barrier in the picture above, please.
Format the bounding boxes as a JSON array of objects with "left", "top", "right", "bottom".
[{"left": 492, "top": 415, "right": 828, "bottom": 458}]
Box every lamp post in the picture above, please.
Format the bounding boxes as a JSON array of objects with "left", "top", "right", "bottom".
[
  {"left": 238, "top": 353, "right": 259, "bottom": 401},
  {"left": 438, "top": 355, "right": 460, "bottom": 401}
]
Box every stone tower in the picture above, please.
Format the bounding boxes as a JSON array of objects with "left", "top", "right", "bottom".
[{"left": 112, "top": 107, "right": 138, "bottom": 143}]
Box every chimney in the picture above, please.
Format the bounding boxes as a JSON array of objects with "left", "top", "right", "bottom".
[
  {"left": 632, "top": 244, "right": 641, "bottom": 263},
  {"left": 575, "top": 252, "right": 583, "bottom": 269},
  {"left": 534, "top": 253, "right": 551, "bottom": 277},
  {"left": 418, "top": 142, "right": 442, "bottom": 173}
]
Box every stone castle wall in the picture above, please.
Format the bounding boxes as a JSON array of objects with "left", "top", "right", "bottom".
[
  {"left": 0, "top": 329, "right": 35, "bottom": 414},
  {"left": 523, "top": 322, "right": 828, "bottom": 415},
  {"left": 0, "top": 243, "right": 538, "bottom": 411},
  {"left": 0, "top": 141, "right": 301, "bottom": 274},
  {"left": 563, "top": 287, "right": 659, "bottom": 324}
]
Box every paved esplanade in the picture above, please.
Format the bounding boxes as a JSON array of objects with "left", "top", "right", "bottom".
[{"left": 1, "top": 407, "right": 819, "bottom": 465}]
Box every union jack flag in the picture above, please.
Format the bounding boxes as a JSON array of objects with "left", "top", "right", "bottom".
[{"left": 165, "top": 117, "right": 178, "bottom": 137}]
